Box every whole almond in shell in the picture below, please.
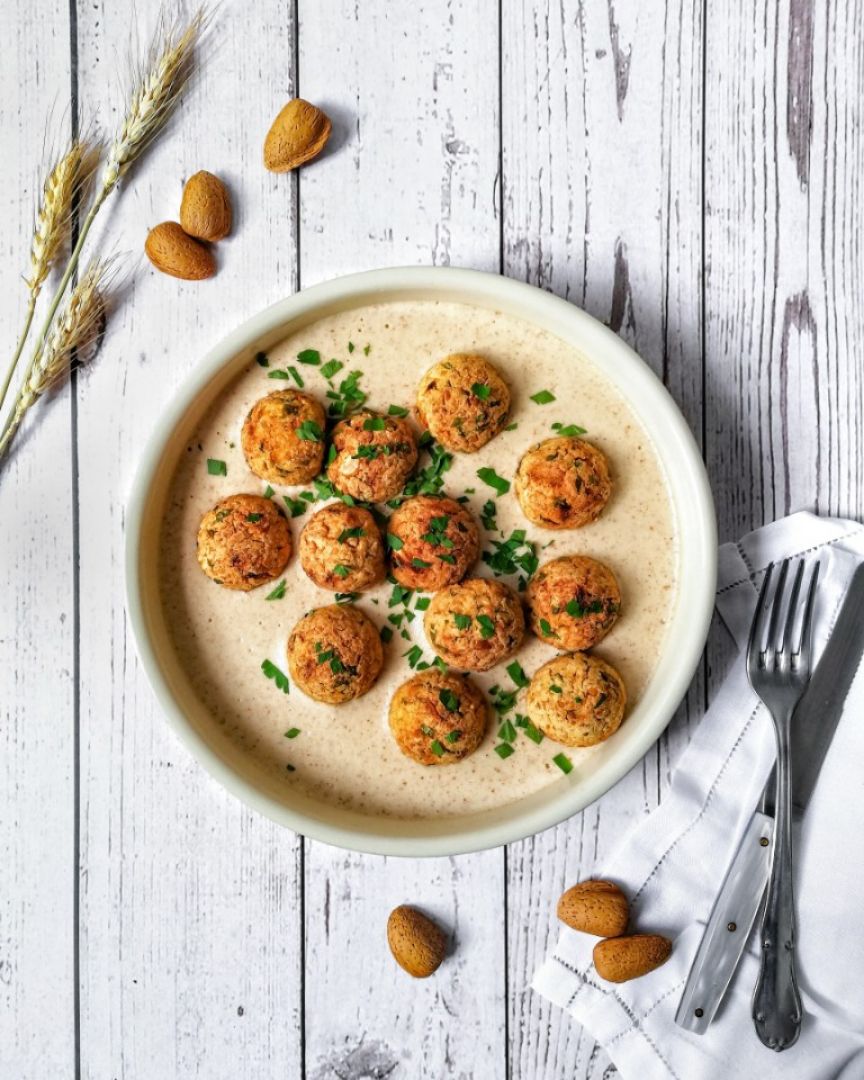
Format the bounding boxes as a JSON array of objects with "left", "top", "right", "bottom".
[
  {"left": 180, "top": 171, "right": 232, "bottom": 242},
  {"left": 557, "top": 879, "right": 629, "bottom": 938},
  {"left": 387, "top": 905, "right": 446, "bottom": 978},
  {"left": 145, "top": 222, "right": 215, "bottom": 281},
  {"left": 264, "top": 98, "right": 332, "bottom": 173},
  {"left": 593, "top": 934, "right": 672, "bottom": 983}
]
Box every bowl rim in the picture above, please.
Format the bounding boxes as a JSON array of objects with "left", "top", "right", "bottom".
[{"left": 125, "top": 266, "right": 717, "bottom": 856}]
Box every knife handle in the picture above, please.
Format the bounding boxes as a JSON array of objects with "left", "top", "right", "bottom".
[{"left": 675, "top": 812, "right": 774, "bottom": 1034}]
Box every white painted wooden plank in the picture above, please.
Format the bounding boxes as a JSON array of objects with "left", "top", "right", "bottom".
[
  {"left": 72, "top": 3, "right": 304, "bottom": 1076},
  {"left": 501, "top": 2, "right": 704, "bottom": 1077},
  {"left": 0, "top": 2, "right": 77, "bottom": 1077},
  {"left": 297, "top": 3, "right": 505, "bottom": 1077}
]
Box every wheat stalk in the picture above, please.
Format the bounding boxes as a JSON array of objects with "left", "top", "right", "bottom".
[
  {"left": 0, "top": 5, "right": 207, "bottom": 467},
  {"left": 0, "top": 260, "right": 113, "bottom": 462}
]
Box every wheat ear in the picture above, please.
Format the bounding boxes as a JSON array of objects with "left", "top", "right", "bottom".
[
  {"left": 0, "top": 260, "right": 113, "bottom": 462},
  {"left": 0, "top": 136, "right": 100, "bottom": 414}
]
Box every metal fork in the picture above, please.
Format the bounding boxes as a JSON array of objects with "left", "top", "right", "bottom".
[{"left": 747, "top": 557, "right": 820, "bottom": 1051}]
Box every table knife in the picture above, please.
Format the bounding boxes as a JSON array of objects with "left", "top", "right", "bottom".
[{"left": 675, "top": 562, "right": 864, "bottom": 1034}]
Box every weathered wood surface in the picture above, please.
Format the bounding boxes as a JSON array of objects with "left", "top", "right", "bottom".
[{"left": 2, "top": 0, "right": 862, "bottom": 1077}]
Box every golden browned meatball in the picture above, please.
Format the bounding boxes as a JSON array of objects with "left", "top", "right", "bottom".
[
  {"left": 415, "top": 354, "right": 510, "bottom": 453},
  {"left": 515, "top": 437, "right": 612, "bottom": 529},
  {"left": 424, "top": 578, "right": 525, "bottom": 671},
  {"left": 196, "top": 493, "right": 292, "bottom": 590},
  {"left": 387, "top": 495, "right": 480, "bottom": 591},
  {"left": 326, "top": 410, "right": 418, "bottom": 503},
  {"left": 526, "top": 555, "right": 621, "bottom": 650},
  {"left": 286, "top": 605, "right": 384, "bottom": 704},
  {"left": 525, "top": 653, "right": 626, "bottom": 747},
  {"left": 388, "top": 670, "right": 489, "bottom": 765},
  {"left": 299, "top": 503, "right": 385, "bottom": 592},
  {"left": 241, "top": 389, "right": 326, "bottom": 484}
]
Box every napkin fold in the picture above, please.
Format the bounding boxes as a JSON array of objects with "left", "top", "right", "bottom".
[{"left": 533, "top": 512, "right": 864, "bottom": 1080}]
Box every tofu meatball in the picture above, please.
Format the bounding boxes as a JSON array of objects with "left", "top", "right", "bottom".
[
  {"left": 415, "top": 354, "right": 511, "bottom": 453},
  {"left": 525, "top": 653, "right": 626, "bottom": 747},
  {"left": 515, "top": 437, "right": 612, "bottom": 529},
  {"left": 299, "top": 503, "right": 386, "bottom": 592},
  {"left": 286, "top": 604, "right": 383, "bottom": 704},
  {"left": 241, "top": 389, "right": 326, "bottom": 484},
  {"left": 424, "top": 578, "right": 525, "bottom": 671},
  {"left": 326, "top": 410, "right": 418, "bottom": 503},
  {"left": 196, "top": 493, "right": 292, "bottom": 590},
  {"left": 526, "top": 555, "right": 621, "bottom": 650},
  {"left": 388, "top": 670, "right": 489, "bottom": 765},
  {"left": 387, "top": 495, "right": 480, "bottom": 591}
]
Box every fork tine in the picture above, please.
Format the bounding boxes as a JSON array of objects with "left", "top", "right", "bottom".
[
  {"left": 766, "top": 558, "right": 791, "bottom": 657},
  {"left": 748, "top": 562, "right": 775, "bottom": 667},
  {"left": 779, "top": 560, "right": 806, "bottom": 657},
  {"left": 795, "top": 562, "right": 820, "bottom": 675}
]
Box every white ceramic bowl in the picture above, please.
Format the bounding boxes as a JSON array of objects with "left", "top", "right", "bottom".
[{"left": 126, "top": 267, "right": 716, "bottom": 856}]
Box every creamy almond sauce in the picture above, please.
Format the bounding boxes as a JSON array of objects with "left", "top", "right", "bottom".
[{"left": 159, "top": 300, "right": 677, "bottom": 819}]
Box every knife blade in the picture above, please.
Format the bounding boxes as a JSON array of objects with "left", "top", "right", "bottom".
[{"left": 675, "top": 561, "right": 864, "bottom": 1035}]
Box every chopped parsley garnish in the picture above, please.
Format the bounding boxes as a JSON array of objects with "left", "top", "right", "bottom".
[
  {"left": 391, "top": 440, "right": 452, "bottom": 504},
  {"left": 539, "top": 618, "right": 558, "bottom": 638},
  {"left": 422, "top": 515, "right": 454, "bottom": 550},
  {"left": 504, "top": 422, "right": 518, "bottom": 432},
  {"left": 411, "top": 557, "right": 431, "bottom": 568},
  {"left": 453, "top": 613, "right": 472, "bottom": 630},
  {"left": 482, "top": 529, "right": 538, "bottom": 590},
  {"left": 476, "top": 467, "right": 510, "bottom": 495},
  {"left": 261, "top": 659, "right": 290, "bottom": 693},
  {"left": 334, "top": 592, "right": 358, "bottom": 604},
  {"left": 363, "top": 344, "right": 371, "bottom": 355},
  {"left": 348, "top": 341, "right": 355, "bottom": 353},
  {"left": 389, "top": 584, "right": 413, "bottom": 607},
  {"left": 332, "top": 564, "right": 351, "bottom": 578},
  {"left": 414, "top": 597, "right": 430, "bottom": 611},
  {"left": 549, "top": 684, "right": 563, "bottom": 694},
  {"left": 263, "top": 485, "right": 275, "bottom": 499},
  {"left": 566, "top": 598, "right": 604, "bottom": 617},
  {"left": 268, "top": 369, "right": 291, "bottom": 380},
  {"left": 265, "top": 580, "right": 287, "bottom": 601},
  {"left": 430, "top": 740, "right": 445, "bottom": 757},
  {"left": 326, "top": 369, "right": 367, "bottom": 418},
  {"left": 494, "top": 743, "right": 515, "bottom": 760},
  {"left": 338, "top": 526, "right": 365, "bottom": 543},
  {"left": 380, "top": 625, "right": 393, "bottom": 643},
  {"left": 297, "top": 348, "right": 321, "bottom": 365},
  {"left": 498, "top": 719, "right": 518, "bottom": 743},
  {"left": 245, "top": 513, "right": 263, "bottom": 523},
  {"left": 553, "top": 753, "right": 574, "bottom": 774},
  {"left": 386, "top": 533, "right": 404, "bottom": 551},
  {"left": 283, "top": 495, "right": 309, "bottom": 518},
  {"left": 207, "top": 458, "right": 227, "bottom": 476},
  {"left": 476, "top": 614, "right": 496, "bottom": 639},
  {"left": 438, "top": 553, "right": 455, "bottom": 565},
  {"left": 362, "top": 415, "right": 387, "bottom": 431},
  {"left": 284, "top": 727, "right": 301, "bottom": 739},
  {"left": 480, "top": 500, "right": 497, "bottom": 531},
  {"left": 439, "top": 688, "right": 460, "bottom": 712},
  {"left": 388, "top": 404, "right": 409, "bottom": 417},
  {"left": 471, "top": 382, "right": 491, "bottom": 400},
  {"left": 296, "top": 419, "right": 323, "bottom": 441},
  {"left": 404, "top": 644, "right": 424, "bottom": 668},
  {"left": 515, "top": 714, "right": 544, "bottom": 744},
  {"left": 489, "top": 685, "right": 518, "bottom": 715},
  {"left": 445, "top": 729, "right": 462, "bottom": 743},
  {"left": 530, "top": 389, "right": 556, "bottom": 404},
  {"left": 552, "top": 421, "right": 587, "bottom": 437},
  {"left": 506, "top": 661, "right": 529, "bottom": 688},
  {"left": 287, "top": 365, "right": 304, "bottom": 387},
  {"left": 255, "top": 351, "right": 269, "bottom": 367},
  {"left": 214, "top": 509, "right": 230, "bottom": 522},
  {"left": 321, "top": 358, "right": 344, "bottom": 379}
]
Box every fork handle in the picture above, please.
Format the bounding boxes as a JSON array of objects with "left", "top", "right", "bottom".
[{"left": 753, "top": 718, "right": 802, "bottom": 1050}]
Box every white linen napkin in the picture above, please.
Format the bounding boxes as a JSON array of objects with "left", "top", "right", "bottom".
[{"left": 533, "top": 512, "right": 864, "bottom": 1080}]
